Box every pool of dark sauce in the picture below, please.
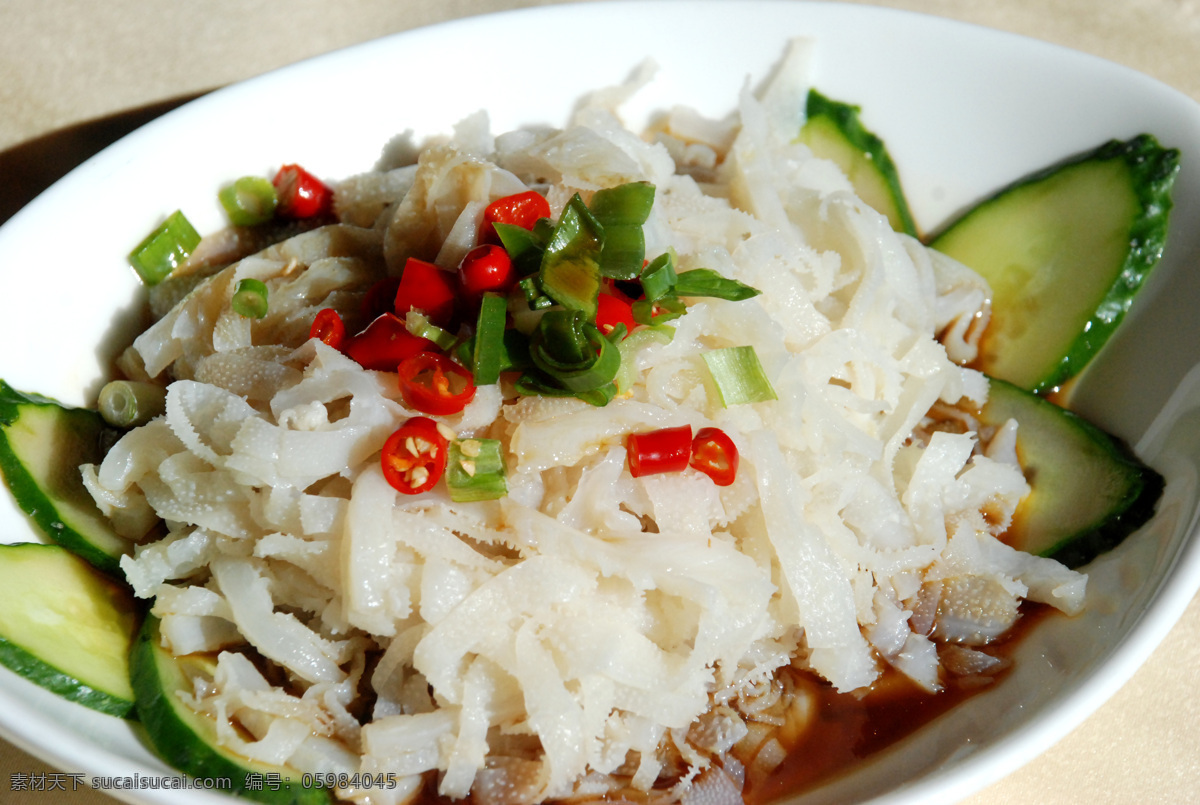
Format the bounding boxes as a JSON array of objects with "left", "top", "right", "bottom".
[
  {"left": 409, "top": 605, "right": 1056, "bottom": 805},
  {"left": 746, "top": 602, "right": 1054, "bottom": 804}
]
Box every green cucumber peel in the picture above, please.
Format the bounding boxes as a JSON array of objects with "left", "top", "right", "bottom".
[
  {"left": 800, "top": 89, "right": 919, "bottom": 237},
  {"left": 0, "top": 543, "right": 139, "bottom": 718},
  {"left": 130, "top": 615, "right": 334, "bottom": 804},
  {"left": 982, "top": 377, "right": 1164, "bottom": 568},
  {"left": 0, "top": 380, "right": 129, "bottom": 575},
  {"left": 932, "top": 135, "right": 1180, "bottom": 393}
]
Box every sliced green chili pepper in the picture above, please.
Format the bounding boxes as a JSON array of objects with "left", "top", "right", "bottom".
[{"left": 446, "top": 438, "right": 508, "bottom": 502}]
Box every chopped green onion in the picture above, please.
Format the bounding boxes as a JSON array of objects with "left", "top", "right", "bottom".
[
  {"left": 471, "top": 292, "right": 509, "bottom": 385},
  {"left": 590, "top": 182, "right": 656, "bottom": 280},
  {"left": 632, "top": 295, "right": 686, "bottom": 326},
  {"left": 231, "top": 278, "right": 269, "bottom": 319},
  {"left": 640, "top": 252, "right": 678, "bottom": 301},
  {"left": 446, "top": 438, "right": 508, "bottom": 502},
  {"left": 514, "top": 372, "right": 617, "bottom": 406},
  {"left": 531, "top": 217, "right": 556, "bottom": 242},
  {"left": 456, "top": 329, "right": 531, "bottom": 375},
  {"left": 532, "top": 309, "right": 591, "bottom": 366},
  {"left": 494, "top": 221, "right": 549, "bottom": 277},
  {"left": 589, "top": 182, "right": 656, "bottom": 224},
  {"left": 98, "top": 380, "right": 167, "bottom": 428},
  {"left": 573, "top": 383, "right": 619, "bottom": 406},
  {"left": 528, "top": 309, "right": 621, "bottom": 394},
  {"left": 513, "top": 372, "right": 569, "bottom": 398},
  {"left": 501, "top": 329, "right": 532, "bottom": 370},
  {"left": 404, "top": 311, "right": 458, "bottom": 351},
  {"left": 128, "top": 210, "right": 201, "bottom": 286},
  {"left": 674, "top": 269, "right": 761, "bottom": 301},
  {"left": 538, "top": 194, "right": 604, "bottom": 317},
  {"left": 494, "top": 221, "right": 539, "bottom": 253},
  {"left": 219, "top": 176, "right": 278, "bottom": 226},
  {"left": 518, "top": 276, "right": 555, "bottom": 310},
  {"left": 596, "top": 224, "right": 646, "bottom": 281},
  {"left": 548, "top": 339, "right": 619, "bottom": 392},
  {"left": 497, "top": 329, "right": 532, "bottom": 372},
  {"left": 702, "top": 346, "right": 778, "bottom": 406}
]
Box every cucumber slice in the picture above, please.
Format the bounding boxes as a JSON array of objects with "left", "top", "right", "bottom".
[
  {"left": 981, "top": 378, "right": 1163, "bottom": 568},
  {"left": 0, "top": 543, "right": 138, "bottom": 717},
  {"left": 799, "top": 89, "right": 919, "bottom": 237},
  {"left": 131, "top": 615, "right": 334, "bottom": 805},
  {"left": 0, "top": 380, "right": 130, "bottom": 575},
  {"left": 931, "top": 136, "right": 1180, "bottom": 393}
]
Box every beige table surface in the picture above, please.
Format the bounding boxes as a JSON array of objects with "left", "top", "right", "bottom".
[{"left": 1, "top": 1, "right": 1198, "bottom": 803}]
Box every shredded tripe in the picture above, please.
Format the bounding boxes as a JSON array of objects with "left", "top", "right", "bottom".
[{"left": 83, "top": 40, "right": 1086, "bottom": 805}]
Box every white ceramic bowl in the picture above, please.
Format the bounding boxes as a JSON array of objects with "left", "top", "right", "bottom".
[{"left": 1, "top": 3, "right": 1199, "bottom": 804}]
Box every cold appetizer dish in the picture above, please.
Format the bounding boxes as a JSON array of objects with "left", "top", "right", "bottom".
[{"left": 0, "top": 40, "right": 1175, "bottom": 805}]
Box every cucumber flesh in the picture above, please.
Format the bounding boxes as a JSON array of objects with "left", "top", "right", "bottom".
[
  {"left": 0, "top": 543, "right": 138, "bottom": 717},
  {"left": 0, "top": 380, "right": 131, "bottom": 575},
  {"left": 130, "top": 615, "right": 334, "bottom": 805},
  {"left": 981, "top": 378, "right": 1163, "bottom": 568},
  {"left": 931, "top": 136, "right": 1179, "bottom": 393},
  {"left": 799, "top": 89, "right": 919, "bottom": 237}
]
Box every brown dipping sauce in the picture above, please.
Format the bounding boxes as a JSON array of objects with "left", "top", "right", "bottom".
[{"left": 746, "top": 602, "right": 1054, "bottom": 804}]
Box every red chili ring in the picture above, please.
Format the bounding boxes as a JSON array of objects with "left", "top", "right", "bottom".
[
  {"left": 397, "top": 351, "right": 477, "bottom": 416},
  {"left": 690, "top": 427, "right": 739, "bottom": 486},
  {"left": 627, "top": 425, "right": 693, "bottom": 478},
  {"left": 381, "top": 417, "right": 449, "bottom": 495},
  {"left": 309, "top": 308, "right": 346, "bottom": 350}
]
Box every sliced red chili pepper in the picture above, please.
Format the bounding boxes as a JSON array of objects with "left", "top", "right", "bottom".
[
  {"left": 595, "top": 291, "right": 636, "bottom": 339},
  {"left": 380, "top": 416, "right": 449, "bottom": 495},
  {"left": 362, "top": 276, "right": 401, "bottom": 320},
  {"left": 690, "top": 427, "right": 739, "bottom": 486},
  {"left": 395, "top": 257, "right": 457, "bottom": 327},
  {"left": 458, "top": 244, "right": 517, "bottom": 304},
  {"left": 309, "top": 308, "right": 346, "bottom": 350},
  {"left": 343, "top": 313, "right": 432, "bottom": 371},
  {"left": 480, "top": 190, "right": 551, "bottom": 244},
  {"left": 398, "top": 351, "right": 477, "bottom": 415},
  {"left": 627, "top": 425, "right": 693, "bottom": 478},
  {"left": 272, "top": 164, "right": 332, "bottom": 219}
]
